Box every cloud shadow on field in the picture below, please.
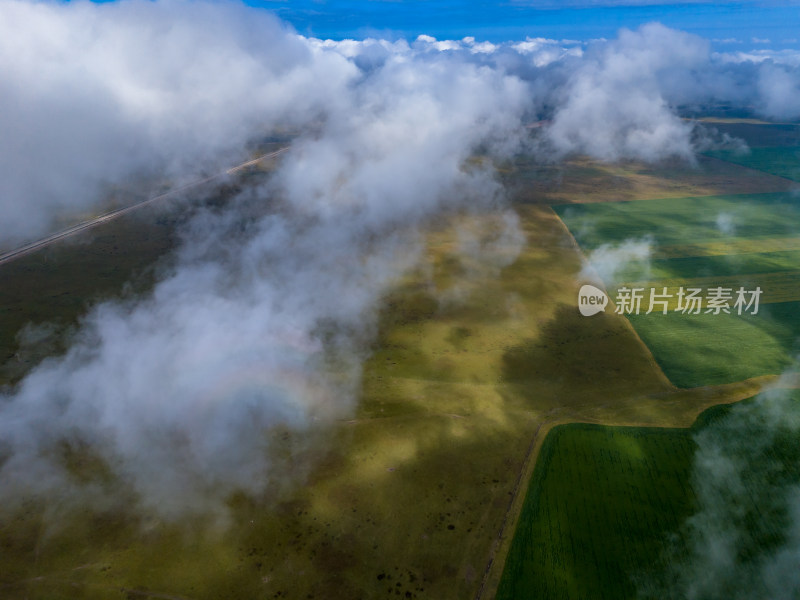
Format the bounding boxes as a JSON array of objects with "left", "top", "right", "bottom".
[{"left": 501, "top": 303, "right": 671, "bottom": 407}]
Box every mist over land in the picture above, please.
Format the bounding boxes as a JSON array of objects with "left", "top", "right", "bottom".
[{"left": 2, "top": 0, "right": 800, "bottom": 597}]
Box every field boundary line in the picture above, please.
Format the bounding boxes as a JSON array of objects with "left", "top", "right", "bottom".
[
  {"left": 475, "top": 375, "right": 775, "bottom": 598},
  {"left": 548, "top": 206, "right": 676, "bottom": 389},
  {"left": 473, "top": 414, "right": 560, "bottom": 600}
]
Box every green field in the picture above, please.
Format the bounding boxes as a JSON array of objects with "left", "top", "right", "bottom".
[
  {"left": 496, "top": 392, "right": 800, "bottom": 600},
  {"left": 555, "top": 192, "right": 800, "bottom": 387},
  {"left": 700, "top": 121, "right": 800, "bottom": 182},
  {"left": 495, "top": 420, "right": 700, "bottom": 600},
  {"left": 627, "top": 305, "right": 800, "bottom": 387},
  {"left": 557, "top": 192, "right": 800, "bottom": 250}
]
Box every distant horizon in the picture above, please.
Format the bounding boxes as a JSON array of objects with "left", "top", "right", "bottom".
[{"left": 243, "top": 0, "right": 799, "bottom": 49}]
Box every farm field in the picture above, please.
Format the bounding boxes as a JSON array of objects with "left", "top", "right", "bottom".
[
  {"left": 705, "top": 146, "right": 800, "bottom": 182},
  {"left": 696, "top": 119, "right": 800, "bottom": 148},
  {"left": 491, "top": 121, "right": 800, "bottom": 596},
  {"left": 700, "top": 120, "right": 800, "bottom": 181},
  {"left": 505, "top": 155, "right": 793, "bottom": 205},
  {"left": 496, "top": 389, "right": 800, "bottom": 600},
  {"left": 555, "top": 192, "right": 800, "bottom": 387},
  {"left": 495, "top": 419, "right": 700, "bottom": 600}
]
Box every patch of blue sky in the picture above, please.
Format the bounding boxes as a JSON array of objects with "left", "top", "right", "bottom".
[{"left": 236, "top": 1, "right": 795, "bottom": 49}]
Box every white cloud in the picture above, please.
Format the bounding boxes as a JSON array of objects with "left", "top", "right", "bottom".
[
  {"left": 580, "top": 236, "right": 653, "bottom": 285},
  {"left": 758, "top": 62, "right": 800, "bottom": 119},
  {"left": 644, "top": 382, "right": 800, "bottom": 600},
  {"left": 0, "top": 0, "right": 356, "bottom": 245},
  {"left": 715, "top": 212, "right": 736, "bottom": 236},
  {"left": 544, "top": 23, "right": 705, "bottom": 162},
  {"left": 0, "top": 0, "right": 531, "bottom": 519}
]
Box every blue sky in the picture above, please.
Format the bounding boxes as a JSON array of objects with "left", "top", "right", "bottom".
[{"left": 246, "top": 1, "right": 799, "bottom": 47}]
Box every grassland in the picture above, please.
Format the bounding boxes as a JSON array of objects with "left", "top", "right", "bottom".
[
  {"left": 502, "top": 119, "right": 798, "bottom": 206},
  {"left": 0, "top": 207, "right": 179, "bottom": 385},
  {"left": 0, "top": 196, "right": 771, "bottom": 600},
  {"left": 2, "top": 129, "right": 797, "bottom": 599}
]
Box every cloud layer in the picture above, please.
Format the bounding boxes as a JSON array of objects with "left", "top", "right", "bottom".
[
  {"left": 0, "top": 0, "right": 353, "bottom": 244},
  {"left": 3, "top": 4, "right": 800, "bottom": 247},
  {"left": 2, "top": 0, "right": 800, "bottom": 519},
  {"left": 0, "top": 0, "right": 530, "bottom": 517}
]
